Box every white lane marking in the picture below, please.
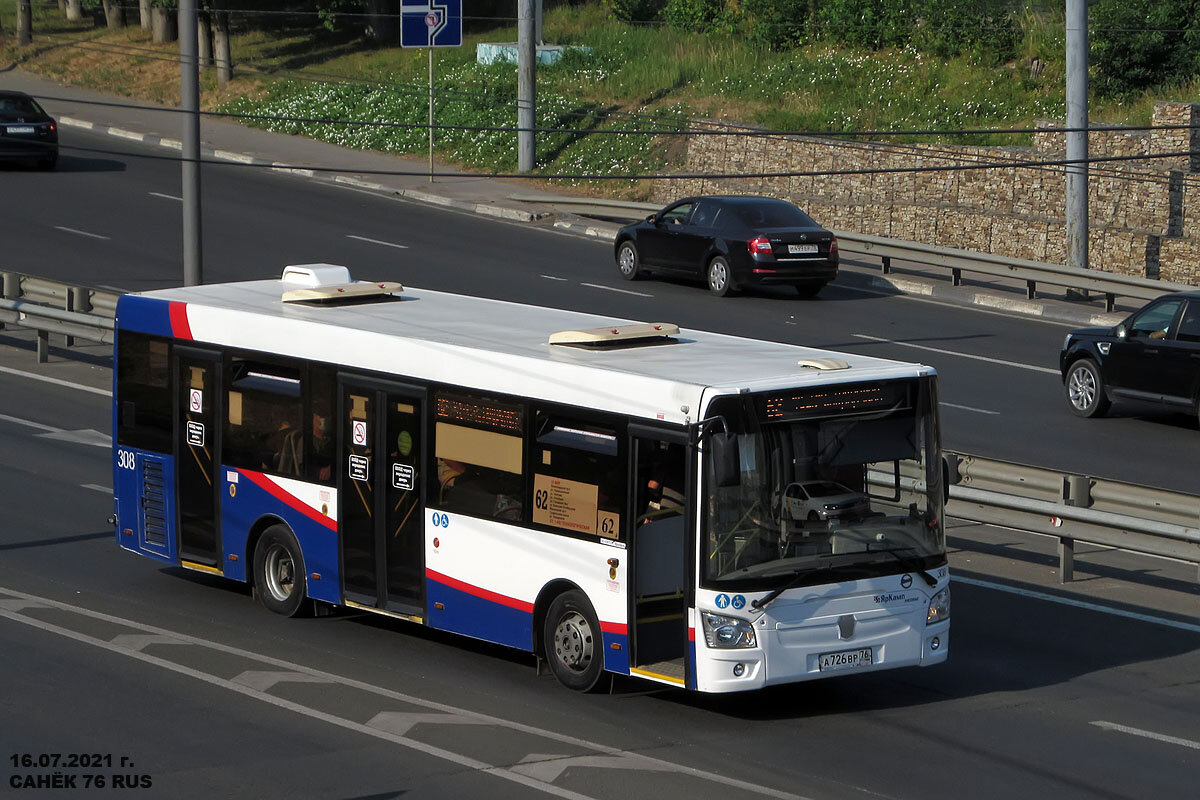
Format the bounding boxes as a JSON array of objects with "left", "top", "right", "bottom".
[
  {"left": 940, "top": 402, "right": 999, "bottom": 415},
  {"left": 541, "top": 275, "right": 568, "bottom": 281},
  {"left": 0, "top": 365, "right": 111, "bottom": 397},
  {"left": 37, "top": 429, "right": 110, "bottom": 448},
  {"left": 853, "top": 333, "right": 1060, "bottom": 374},
  {"left": 0, "top": 412, "right": 109, "bottom": 447},
  {"left": 54, "top": 226, "right": 110, "bottom": 241},
  {"left": 0, "top": 586, "right": 805, "bottom": 800},
  {"left": 580, "top": 283, "right": 653, "bottom": 297},
  {"left": 1090, "top": 721, "right": 1200, "bottom": 751},
  {"left": 149, "top": 191, "right": 182, "bottom": 201},
  {"left": 346, "top": 234, "right": 409, "bottom": 250},
  {"left": 952, "top": 576, "right": 1200, "bottom": 634},
  {"left": 109, "top": 128, "right": 145, "bottom": 142},
  {"left": 81, "top": 484, "right": 112, "bottom": 494},
  {"left": 0, "top": 412, "right": 61, "bottom": 433}
]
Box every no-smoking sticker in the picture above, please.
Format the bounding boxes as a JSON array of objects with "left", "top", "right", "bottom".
[
  {"left": 352, "top": 419, "right": 368, "bottom": 447},
  {"left": 189, "top": 388, "right": 203, "bottom": 413}
]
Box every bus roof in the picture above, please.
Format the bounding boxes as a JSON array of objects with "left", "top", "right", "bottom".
[{"left": 125, "top": 272, "right": 933, "bottom": 426}]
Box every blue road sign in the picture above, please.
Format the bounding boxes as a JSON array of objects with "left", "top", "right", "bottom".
[{"left": 401, "top": 0, "right": 462, "bottom": 48}]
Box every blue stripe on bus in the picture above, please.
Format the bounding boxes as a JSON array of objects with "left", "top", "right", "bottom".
[
  {"left": 115, "top": 295, "right": 175, "bottom": 338},
  {"left": 602, "top": 630, "right": 630, "bottom": 674},
  {"left": 219, "top": 469, "right": 341, "bottom": 605},
  {"left": 426, "top": 576, "right": 533, "bottom": 652}
]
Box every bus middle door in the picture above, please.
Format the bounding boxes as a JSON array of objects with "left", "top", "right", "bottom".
[
  {"left": 339, "top": 377, "right": 425, "bottom": 619},
  {"left": 175, "top": 347, "right": 222, "bottom": 572}
]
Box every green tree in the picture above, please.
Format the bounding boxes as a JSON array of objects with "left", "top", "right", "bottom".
[{"left": 1091, "top": 0, "right": 1200, "bottom": 95}]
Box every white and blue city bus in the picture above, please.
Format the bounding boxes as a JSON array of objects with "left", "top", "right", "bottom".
[{"left": 112, "top": 264, "right": 949, "bottom": 692}]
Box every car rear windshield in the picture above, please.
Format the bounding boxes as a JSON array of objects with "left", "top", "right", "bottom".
[
  {"left": 0, "top": 97, "right": 43, "bottom": 115},
  {"left": 736, "top": 202, "right": 816, "bottom": 228}
]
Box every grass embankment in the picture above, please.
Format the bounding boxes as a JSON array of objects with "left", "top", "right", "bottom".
[{"left": 1, "top": 3, "right": 1195, "bottom": 200}]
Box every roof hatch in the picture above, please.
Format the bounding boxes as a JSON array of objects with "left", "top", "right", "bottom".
[
  {"left": 797, "top": 357, "right": 850, "bottom": 370},
  {"left": 280, "top": 264, "right": 403, "bottom": 305},
  {"left": 549, "top": 322, "right": 680, "bottom": 349}
]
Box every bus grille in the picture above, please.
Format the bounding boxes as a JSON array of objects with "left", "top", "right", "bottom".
[{"left": 142, "top": 460, "right": 167, "bottom": 546}]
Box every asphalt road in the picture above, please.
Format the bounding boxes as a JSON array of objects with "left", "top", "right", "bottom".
[
  {"left": 0, "top": 370, "right": 1197, "bottom": 800},
  {"left": 1, "top": 129, "right": 1199, "bottom": 798},
  {"left": 3, "top": 128, "right": 1198, "bottom": 494}
]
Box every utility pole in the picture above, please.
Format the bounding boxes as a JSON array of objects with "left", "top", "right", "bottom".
[
  {"left": 180, "top": 0, "right": 203, "bottom": 286},
  {"left": 1065, "top": 0, "right": 1088, "bottom": 274},
  {"left": 517, "top": 0, "right": 536, "bottom": 173}
]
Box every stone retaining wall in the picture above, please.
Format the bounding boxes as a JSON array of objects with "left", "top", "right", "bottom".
[{"left": 653, "top": 102, "right": 1198, "bottom": 284}]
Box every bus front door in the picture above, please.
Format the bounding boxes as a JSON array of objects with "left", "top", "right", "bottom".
[
  {"left": 175, "top": 348, "right": 222, "bottom": 571},
  {"left": 629, "top": 434, "right": 690, "bottom": 686},
  {"left": 339, "top": 378, "right": 425, "bottom": 618}
]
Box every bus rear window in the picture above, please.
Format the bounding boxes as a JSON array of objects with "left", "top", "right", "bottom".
[{"left": 116, "top": 332, "right": 172, "bottom": 453}]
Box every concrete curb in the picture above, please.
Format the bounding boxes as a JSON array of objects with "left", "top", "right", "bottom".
[{"left": 59, "top": 116, "right": 1128, "bottom": 329}]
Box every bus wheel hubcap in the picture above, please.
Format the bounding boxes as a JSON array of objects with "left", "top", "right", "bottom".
[
  {"left": 265, "top": 544, "right": 295, "bottom": 601},
  {"left": 553, "top": 612, "right": 593, "bottom": 671}
]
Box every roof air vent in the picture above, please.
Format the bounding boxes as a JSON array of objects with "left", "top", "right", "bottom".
[
  {"left": 549, "top": 322, "right": 680, "bottom": 350},
  {"left": 797, "top": 357, "right": 849, "bottom": 370},
  {"left": 280, "top": 264, "right": 403, "bottom": 305}
]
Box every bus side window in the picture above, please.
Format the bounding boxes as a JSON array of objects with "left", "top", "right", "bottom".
[
  {"left": 432, "top": 391, "right": 525, "bottom": 521},
  {"left": 223, "top": 357, "right": 304, "bottom": 479},
  {"left": 116, "top": 332, "right": 172, "bottom": 453},
  {"left": 532, "top": 409, "right": 625, "bottom": 540}
]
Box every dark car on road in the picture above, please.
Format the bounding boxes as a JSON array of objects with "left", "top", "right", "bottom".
[
  {"left": 614, "top": 196, "right": 838, "bottom": 297},
  {"left": 0, "top": 90, "right": 58, "bottom": 170},
  {"left": 1060, "top": 292, "right": 1200, "bottom": 420}
]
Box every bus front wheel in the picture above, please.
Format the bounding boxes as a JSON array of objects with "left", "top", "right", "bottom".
[
  {"left": 543, "top": 590, "right": 605, "bottom": 692},
  {"left": 253, "top": 524, "right": 307, "bottom": 617}
]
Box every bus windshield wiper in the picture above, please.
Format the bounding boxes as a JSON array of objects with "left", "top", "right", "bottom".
[
  {"left": 751, "top": 564, "right": 827, "bottom": 612},
  {"left": 877, "top": 547, "right": 937, "bottom": 586}
]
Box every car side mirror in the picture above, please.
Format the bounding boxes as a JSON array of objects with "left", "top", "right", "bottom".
[{"left": 1116, "top": 324, "right": 1127, "bottom": 339}]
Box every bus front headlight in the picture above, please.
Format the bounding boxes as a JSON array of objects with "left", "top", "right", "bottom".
[
  {"left": 927, "top": 588, "right": 950, "bottom": 625},
  {"left": 701, "top": 612, "right": 757, "bottom": 648}
]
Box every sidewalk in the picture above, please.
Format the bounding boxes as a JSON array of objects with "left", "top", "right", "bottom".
[{"left": 7, "top": 69, "right": 1133, "bottom": 329}]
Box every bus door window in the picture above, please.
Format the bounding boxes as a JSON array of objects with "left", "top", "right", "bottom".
[
  {"left": 632, "top": 437, "right": 687, "bottom": 670},
  {"left": 342, "top": 389, "right": 377, "bottom": 598},
  {"left": 385, "top": 396, "right": 422, "bottom": 604},
  {"left": 177, "top": 351, "right": 221, "bottom": 567}
]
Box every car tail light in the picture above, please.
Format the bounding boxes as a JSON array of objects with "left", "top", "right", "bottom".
[
  {"left": 748, "top": 236, "right": 773, "bottom": 255},
  {"left": 829, "top": 235, "right": 839, "bottom": 254},
  {"left": 48, "top": 122, "right": 56, "bottom": 132}
]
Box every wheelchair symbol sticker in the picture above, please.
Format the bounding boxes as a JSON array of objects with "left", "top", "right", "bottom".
[
  {"left": 715, "top": 593, "right": 730, "bottom": 609},
  {"left": 731, "top": 595, "right": 746, "bottom": 610}
]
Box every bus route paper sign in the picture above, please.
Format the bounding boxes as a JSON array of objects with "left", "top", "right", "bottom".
[{"left": 533, "top": 474, "right": 598, "bottom": 534}]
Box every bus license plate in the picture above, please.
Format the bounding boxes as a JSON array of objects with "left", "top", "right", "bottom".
[
  {"left": 788, "top": 244, "right": 819, "bottom": 254},
  {"left": 819, "top": 647, "right": 873, "bottom": 671}
]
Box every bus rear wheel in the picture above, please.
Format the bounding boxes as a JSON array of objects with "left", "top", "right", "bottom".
[
  {"left": 253, "top": 524, "right": 307, "bottom": 617},
  {"left": 543, "top": 590, "right": 605, "bottom": 692}
]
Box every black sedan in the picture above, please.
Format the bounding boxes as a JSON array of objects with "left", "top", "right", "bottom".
[
  {"left": 0, "top": 90, "right": 58, "bottom": 170},
  {"left": 1060, "top": 292, "right": 1200, "bottom": 420},
  {"left": 614, "top": 196, "right": 838, "bottom": 297}
]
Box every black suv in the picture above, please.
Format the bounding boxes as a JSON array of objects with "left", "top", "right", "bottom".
[{"left": 1060, "top": 292, "right": 1200, "bottom": 419}]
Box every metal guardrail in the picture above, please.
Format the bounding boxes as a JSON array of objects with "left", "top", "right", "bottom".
[
  {"left": 0, "top": 272, "right": 118, "bottom": 362},
  {"left": 508, "top": 193, "right": 1196, "bottom": 313},
  {"left": 944, "top": 452, "right": 1200, "bottom": 583}
]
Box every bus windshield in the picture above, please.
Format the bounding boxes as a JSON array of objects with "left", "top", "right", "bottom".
[{"left": 702, "top": 377, "right": 945, "bottom": 588}]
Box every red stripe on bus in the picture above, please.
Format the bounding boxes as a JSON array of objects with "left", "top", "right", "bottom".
[
  {"left": 425, "top": 568, "right": 534, "bottom": 613},
  {"left": 238, "top": 470, "right": 337, "bottom": 532},
  {"left": 688, "top": 627, "right": 696, "bottom": 642},
  {"left": 600, "top": 620, "right": 627, "bottom": 635},
  {"left": 168, "top": 301, "right": 193, "bottom": 340}
]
